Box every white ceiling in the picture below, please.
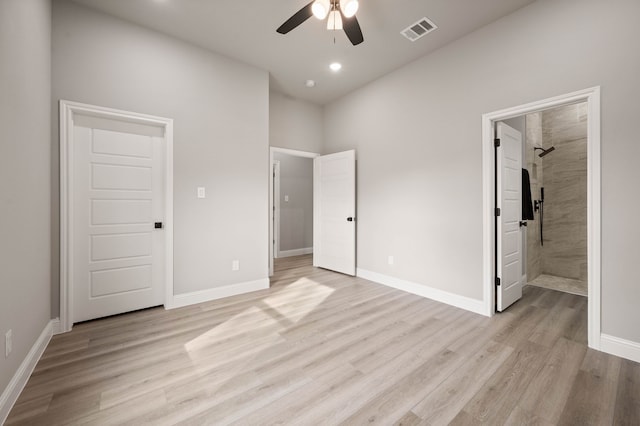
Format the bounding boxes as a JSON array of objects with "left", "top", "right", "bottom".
[{"left": 71, "top": 0, "right": 536, "bottom": 105}]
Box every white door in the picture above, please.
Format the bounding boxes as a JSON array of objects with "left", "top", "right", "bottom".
[
  {"left": 73, "top": 122, "right": 165, "bottom": 323},
  {"left": 313, "top": 150, "right": 356, "bottom": 276},
  {"left": 496, "top": 122, "right": 523, "bottom": 312}
]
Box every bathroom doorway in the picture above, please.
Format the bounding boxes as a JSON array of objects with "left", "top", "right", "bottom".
[
  {"left": 504, "top": 102, "right": 588, "bottom": 297},
  {"left": 481, "top": 87, "right": 601, "bottom": 350}
]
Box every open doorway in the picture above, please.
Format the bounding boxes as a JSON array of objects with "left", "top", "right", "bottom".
[
  {"left": 504, "top": 103, "right": 588, "bottom": 297},
  {"left": 269, "top": 148, "right": 319, "bottom": 276},
  {"left": 482, "top": 87, "right": 601, "bottom": 350},
  {"left": 273, "top": 152, "right": 314, "bottom": 258},
  {"left": 268, "top": 147, "right": 357, "bottom": 277}
]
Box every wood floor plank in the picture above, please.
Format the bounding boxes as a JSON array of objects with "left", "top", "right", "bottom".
[
  {"left": 450, "top": 340, "right": 549, "bottom": 425},
  {"left": 613, "top": 359, "right": 640, "bottom": 425},
  {"left": 393, "top": 411, "right": 424, "bottom": 426},
  {"left": 6, "top": 254, "right": 639, "bottom": 425},
  {"left": 412, "top": 340, "right": 514, "bottom": 424},
  {"left": 517, "top": 337, "right": 586, "bottom": 424},
  {"left": 557, "top": 348, "right": 621, "bottom": 425},
  {"left": 504, "top": 406, "right": 555, "bottom": 426}
]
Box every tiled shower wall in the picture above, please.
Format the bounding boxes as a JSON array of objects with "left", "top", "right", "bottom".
[
  {"left": 541, "top": 103, "right": 588, "bottom": 281},
  {"left": 525, "top": 112, "right": 543, "bottom": 282},
  {"left": 525, "top": 103, "right": 587, "bottom": 283}
]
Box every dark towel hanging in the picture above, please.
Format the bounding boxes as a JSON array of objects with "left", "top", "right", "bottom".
[{"left": 522, "top": 168, "right": 534, "bottom": 220}]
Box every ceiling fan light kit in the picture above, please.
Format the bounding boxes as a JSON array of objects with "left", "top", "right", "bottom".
[
  {"left": 327, "top": 10, "right": 343, "bottom": 30},
  {"left": 312, "top": 0, "right": 330, "bottom": 19},
  {"left": 340, "top": 0, "right": 359, "bottom": 18},
  {"left": 276, "top": 0, "right": 364, "bottom": 46}
]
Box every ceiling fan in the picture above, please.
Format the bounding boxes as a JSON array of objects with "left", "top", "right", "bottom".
[{"left": 277, "top": 0, "right": 364, "bottom": 46}]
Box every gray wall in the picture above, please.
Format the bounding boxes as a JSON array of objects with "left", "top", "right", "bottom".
[
  {"left": 270, "top": 91, "right": 324, "bottom": 154},
  {"left": 274, "top": 153, "right": 313, "bottom": 253},
  {"left": 541, "top": 103, "right": 588, "bottom": 282},
  {"left": 324, "top": 0, "right": 640, "bottom": 343},
  {"left": 0, "top": 0, "right": 52, "bottom": 395},
  {"left": 51, "top": 0, "right": 269, "bottom": 310}
]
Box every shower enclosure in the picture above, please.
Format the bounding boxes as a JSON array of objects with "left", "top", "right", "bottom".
[{"left": 524, "top": 102, "right": 588, "bottom": 296}]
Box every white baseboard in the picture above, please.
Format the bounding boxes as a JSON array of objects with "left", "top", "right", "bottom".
[
  {"left": 51, "top": 318, "right": 62, "bottom": 335},
  {"left": 278, "top": 247, "right": 313, "bottom": 258},
  {"left": 168, "top": 278, "right": 270, "bottom": 309},
  {"left": 0, "top": 319, "right": 54, "bottom": 424},
  {"left": 357, "top": 268, "right": 488, "bottom": 317},
  {"left": 600, "top": 333, "right": 640, "bottom": 364}
]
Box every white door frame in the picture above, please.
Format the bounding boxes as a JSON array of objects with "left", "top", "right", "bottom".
[
  {"left": 481, "top": 87, "right": 601, "bottom": 350},
  {"left": 60, "top": 100, "right": 174, "bottom": 333},
  {"left": 269, "top": 147, "right": 319, "bottom": 276},
  {"left": 273, "top": 160, "right": 281, "bottom": 259}
]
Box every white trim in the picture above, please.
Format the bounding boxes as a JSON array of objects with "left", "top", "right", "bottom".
[
  {"left": 169, "top": 279, "right": 269, "bottom": 309},
  {"left": 51, "top": 318, "right": 62, "bottom": 335},
  {"left": 481, "top": 87, "right": 602, "bottom": 349},
  {"left": 278, "top": 247, "right": 313, "bottom": 258},
  {"left": 269, "top": 147, "right": 320, "bottom": 276},
  {"left": 273, "top": 161, "right": 281, "bottom": 259},
  {"left": 600, "top": 334, "right": 640, "bottom": 364},
  {"left": 0, "top": 320, "right": 54, "bottom": 424},
  {"left": 357, "top": 268, "right": 487, "bottom": 316},
  {"left": 59, "top": 100, "right": 174, "bottom": 333}
]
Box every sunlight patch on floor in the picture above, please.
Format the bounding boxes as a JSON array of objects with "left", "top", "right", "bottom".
[
  {"left": 184, "top": 306, "right": 279, "bottom": 353},
  {"left": 262, "top": 277, "right": 335, "bottom": 323},
  {"left": 184, "top": 277, "right": 334, "bottom": 365}
]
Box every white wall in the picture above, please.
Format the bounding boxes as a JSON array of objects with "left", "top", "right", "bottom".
[
  {"left": 51, "top": 0, "right": 269, "bottom": 308},
  {"left": 324, "top": 0, "right": 640, "bottom": 343},
  {"left": 0, "top": 0, "right": 51, "bottom": 395},
  {"left": 270, "top": 91, "right": 324, "bottom": 153},
  {"left": 274, "top": 153, "right": 313, "bottom": 253}
]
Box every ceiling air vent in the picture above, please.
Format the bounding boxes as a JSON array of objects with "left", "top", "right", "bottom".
[{"left": 401, "top": 17, "right": 437, "bottom": 42}]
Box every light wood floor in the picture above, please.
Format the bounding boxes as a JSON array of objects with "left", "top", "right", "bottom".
[{"left": 7, "top": 255, "right": 639, "bottom": 425}]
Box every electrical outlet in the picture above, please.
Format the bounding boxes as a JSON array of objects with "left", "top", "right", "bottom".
[
  {"left": 5, "top": 329, "right": 12, "bottom": 358},
  {"left": 388, "top": 255, "right": 394, "bottom": 265},
  {"left": 197, "top": 187, "right": 206, "bottom": 199},
  {"left": 232, "top": 260, "right": 240, "bottom": 271}
]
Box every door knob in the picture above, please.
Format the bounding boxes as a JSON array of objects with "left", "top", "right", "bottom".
[
  {"left": 347, "top": 217, "right": 354, "bottom": 222},
  {"left": 519, "top": 221, "right": 527, "bottom": 227},
  {"left": 154, "top": 222, "right": 163, "bottom": 229}
]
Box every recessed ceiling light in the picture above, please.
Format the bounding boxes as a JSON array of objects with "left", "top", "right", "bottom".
[
  {"left": 305, "top": 80, "right": 316, "bottom": 88},
  {"left": 329, "top": 62, "right": 342, "bottom": 72}
]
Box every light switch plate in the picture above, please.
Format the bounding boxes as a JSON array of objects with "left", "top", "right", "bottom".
[
  {"left": 197, "top": 187, "right": 205, "bottom": 199},
  {"left": 284, "top": 195, "right": 289, "bottom": 202},
  {"left": 232, "top": 260, "right": 240, "bottom": 271}
]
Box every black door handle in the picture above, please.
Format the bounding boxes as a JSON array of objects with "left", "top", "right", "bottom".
[
  {"left": 347, "top": 217, "right": 354, "bottom": 222},
  {"left": 154, "top": 222, "right": 163, "bottom": 229},
  {"left": 519, "top": 221, "right": 527, "bottom": 227}
]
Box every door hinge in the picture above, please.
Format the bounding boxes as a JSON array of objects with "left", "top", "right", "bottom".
[
  {"left": 496, "top": 277, "right": 501, "bottom": 286},
  {"left": 495, "top": 207, "right": 501, "bottom": 216},
  {"left": 494, "top": 138, "right": 501, "bottom": 148}
]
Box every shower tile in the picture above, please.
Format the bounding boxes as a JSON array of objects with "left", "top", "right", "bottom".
[
  {"left": 528, "top": 274, "right": 587, "bottom": 297},
  {"left": 538, "top": 103, "right": 588, "bottom": 283}
]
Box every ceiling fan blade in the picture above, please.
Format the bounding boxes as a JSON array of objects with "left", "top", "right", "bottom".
[
  {"left": 341, "top": 13, "right": 364, "bottom": 45},
  {"left": 277, "top": 1, "right": 315, "bottom": 34}
]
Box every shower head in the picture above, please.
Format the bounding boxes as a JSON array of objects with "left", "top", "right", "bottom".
[{"left": 534, "top": 146, "right": 556, "bottom": 158}]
